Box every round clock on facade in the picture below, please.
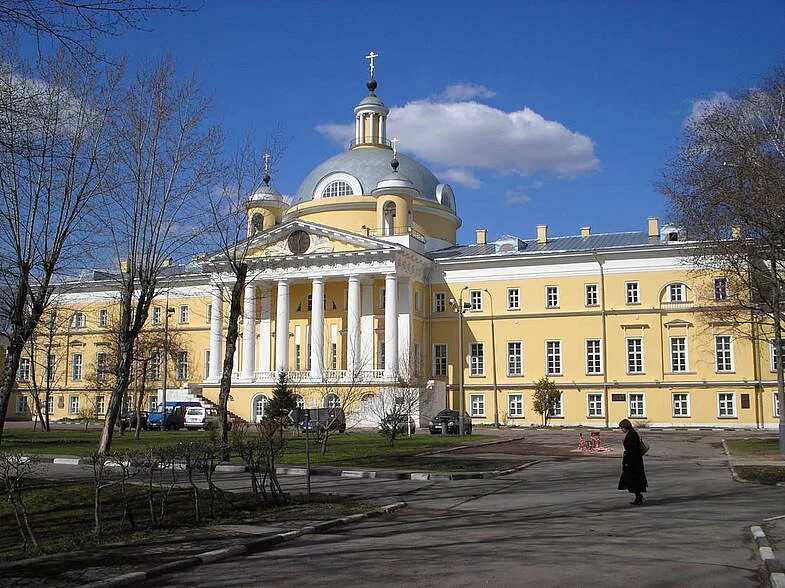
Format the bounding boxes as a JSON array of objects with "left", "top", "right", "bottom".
[{"left": 287, "top": 230, "right": 311, "bottom": 255}]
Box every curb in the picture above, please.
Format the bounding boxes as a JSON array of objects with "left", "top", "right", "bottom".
[
  {"left": 750, "top": 526, "right": 785, "bottom": 588},
  {"left": 80, "top": 500, "right": 407, "bottom": 588},
  {"left": 721, "top": 440, "right": 785, "bottom": 487}
]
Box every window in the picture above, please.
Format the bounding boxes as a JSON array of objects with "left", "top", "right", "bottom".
[
  {"left": 18, "top": 357, "right": 31, "bottom": 382},
  {"left": 203, "top": 350, "right": 210, "bottom": 379},
  {"left": 718, "top": 392, "right": 736, "bottom": 417},
  {"left": 433, "top": 344, "right": 448, "bottom": 377},
  {"left": 546, "top": 286, "right": 559, "bottom": 308},
  {"left": 293, "top": 394, "right": 305, "bottom": 409},
  {"left": 96, "top": 352, "right": 108, "bottom": 382},
  {"left": 176, "top": 351, "right": 188, "bottom": 381},
  {"left": 507, "top": 341, "right": 523, "bottom": 376},
  {"left": 71, "top": 353, "right": 83, "bottom": 381},
  {"left": 379, "top": 288, "right": 385, "bottom": 310},
  {"left": 507, "top": 288, "right": 520, "bottom": 310},
  {"left": 324, "top": 393, "right": 341, "bottom": 408},
  {"left": 715, "top": 335, "right": 733, "bottom": 372},
  {"left": 775, "top": 392, "right": 780, "bottom": 418},
  {"left": 46, "top": 395, "right": 54, "bottom": 414},
  {"left": 414, "top": 290, "right": 422, "bottom": 313},
  {"left": 69, "top": 395, "right": 80, "bottom": 414},
  {"left": 470, "top": 394, "right": 485, "bottom": 417},
  {"left": 148, "top": 351, "right": 161, "bottom": 380},
  {"left": 627, "top": 338, "right": 643, "bottom": 373},
  {"left": 585, "top": 339, "right": 602, "bottom": 374},
  {"left": 152, "top": 306, "right": 162, "bottom": 325},
  {"left": 179, "top": 305, "right": 189, "bottom": 324},
  {"left": 470, "top": 342, "right": 484, "bottom": 376},
  {"left": 585, "top": 284, "right": 598, "bottom": 307},
  {"left": 508, "top": 394, "right": 523, "bottom": 417},
  {"left": 149, "top": 395, "right": 159, "bottom": 412},
  {"left": 253, "top": 394, "right": 269, "bottom": 421},
  {"left": 377, "top": 339, "right": 385, "bottom": 370},
  {"left": 587, "top": 393, "right": 604, "bottom": 417},
  {"left": 469, "top": 290, "right": 482, "bottom": 311},
  {"left": 45, "top": 353, "right": 56, "bottom": 382},
  {"left": 98, "top": 308, "right": 108, "bottom": 327},
  {"left": 626, "top": 281, "right": 640, "bottom": 304},
  {"left": 629, "top": 393, "right": 645, "bottom": 417},
  {"left": 672, "top": 393, "right": 690, "bottom": 417},
  {"left": 433, "top": 292, "right": 446, "bottom": 313},
  {"left": 548, "top": 393, "right": 563, "bottom": 417},
  {"left": 71, "top": 312, "right": 86, "bottom": 328},
  {"left": 95, "top": 395, "right": 105, "bottom": 414},
  {"left": 670, "top": 336, "right": 687, "bottom": 372},
  {"left": 714, "top": 277, "right": 728, "bottom": 301},
  {"left": 770, "top": 339, "right": 781, "bottom": 372},
  {"left": 546, "top": 340, "right": 561, "bottom": 375},
  {"left": 15, "top": 394, "right": 28, "bottom": 414},
  {"left": 322, "top": 180, "right": 353, "bottom": 197},
  {"left": 668, "top": 283, "right": 686, "bottom": 302},
  {"left": 206, "top": 303, "right": 212, "bottom": 323}
]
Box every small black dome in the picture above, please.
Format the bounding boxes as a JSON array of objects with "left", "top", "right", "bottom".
[{"left": 366, "top": 78, "right": 378, "bottom": 93}]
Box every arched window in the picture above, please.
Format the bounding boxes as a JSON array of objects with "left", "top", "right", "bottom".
[
  {"left": 293, "top": 394, "right": 305, "bottom": 409},
  {"left": 251, "top": 213, "right": 264, "bottom": 234},
  {"left": 323, "top": 393, "right": 341, "bottom": 408},
  {"left": 383, "top": 201, "right": 396, "bottom": 236},
  {"left": 322, "top": 180, "right": 353, "bottom": 198},
  {"left": 252, "top": 394, "right": 270, "bottom": 422}
]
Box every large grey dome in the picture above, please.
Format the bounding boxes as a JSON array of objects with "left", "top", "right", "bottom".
[{"left": 295, "top": 147, "right": 440, "bottom": 203}]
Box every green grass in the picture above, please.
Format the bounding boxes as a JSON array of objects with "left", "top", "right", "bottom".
[
  {"left": 735, "top": 466, "right": 785, "bottom": 485},
  {"left": 724, "top": 437, "right": 782, "bottom": 459}
]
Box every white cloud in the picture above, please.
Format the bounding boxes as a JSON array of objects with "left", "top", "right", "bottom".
[
  {"left": 434, "top": 83, "right": 497, "bottom": 102},
  {"left": 438, "top": 168, "right": 482, "bottom": 189},
  {"left": 505, "top": 181, "right": 543, "bottom": 205},
  {"left": 685, "top": 91, "right": 733, "bottom": 127}
]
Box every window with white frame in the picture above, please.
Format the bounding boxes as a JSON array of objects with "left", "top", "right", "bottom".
[
  {"left": 770, "top": 339, "right": 781, "bottom": 372},
  {"left": 98, "top": 308, "right": 108, "bottom": 327},
  {"left": 508, "top": 394, "right": 523, "bottom": 417},
  {"left": 71, "top": 312, "right": 86, "bottom": 328},
  {"left": 324, "top": 393, "right": 341, "bottom": 408},
  {"left": 625, "top": 281, "right": 640, "bottom": 304},
  {"left": 433, "top": 344, "right": 447, "bottom": 377},
  {"left": 585, "top": 283, "right": 598, "bottom": 307},
  {"left": 95, "top": 395, "right": 105, "bottom": 414},
  {"left": 69, "top": 395, "right": 80, "bottom": 414},
  {"left": 18, "top": 357, "right": 31, "bottom": 382},
  {"left": 585, "top": 339, "right": 602, "bottom": 374},
  {"left": 205, "top": 303, "right": 212, "bottom": 323},
  {"left": 668, "top": 283, "right": 686, "bottom": 302},
  {"left": 470, "top": 393, "right": 485, "bottom": 417},
  {"left": 148, "top": 351, "right": 160, "bottom": 380},
  {"left": 775, "top": 392, "right": 780, "bottom": 417},
  {"left": 629, "top": 393, "right": 645, "bottom": 417},
  {"left": 548, "top": 393, "right": 563, "bottom": 417},
  {"left": 714, "top": 277, "right": 728, "bottom": 301},
  {"left": 587, "top": 393, "right": 604, "bottom": 417},
  {"left": 433, "top": 292, "right": 446, "bottom": 313},
  {"left": 253, "top": 394, "right": 269, "bottom": 421},
  {"left": 546, "top": 285, "right": 559, "bottom": 308},
  {"left": 45, "top": 353, "right": 56, "bottom": 382},
  {"left": 715, "top": 335, "right": 733, "bottom": 372},
  {"left": 16, "top": 394, "right": 28, "bottom": 414},
  {"left": 469, "top": 290, "right": 482, "bottom": 311},
  {"left": 71, "top": 353, "right": 83, "bottom": 381},
  {"left": 322, "top": 179, "right": 353, "bottom": 197},
  {"left": 670, "top": 336, "right": 687, "bottom": 372},
  {"left": 507, "top": 288, "right": 520, "bottom": 310},
  {"left": 149, "top": 395, "right": 159, "bottom": 412},
  {"left": 672, "top": 393, "right": 690, "bottom": 417},
  {"left": 179, "top": 305, "right": 189, "bottom": 324},
  {"left": 546, "top": 340, "right": 562, "bottom": 375},
  {"left": 718, "top": 392, "right": 736, "bottom": 417},
  {"left": 95, "top": 352, "right": 108, "bottom": 381},
  {"left": 470, "top": 342, "right": 484, "bottom": 376},
  {"left": 151, "top": 306, "right": 162, "bottom": 325},
  {"left": 46, "top": 395, "right": 54, "bottom": 414},
  {"left": 627, "top": 338, "right": 643, "bottom": 373},
  {"left": 176, "top": 351, "right": 188, "bottom": 380},
  {"left": 507, "top": 341, "right": 522, "bottom": 376},
  {"left": 293, "top": 394, "right": 305, "bottom": 409}
]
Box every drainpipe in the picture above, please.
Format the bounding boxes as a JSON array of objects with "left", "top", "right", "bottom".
[{"left": 592, "top": 251, "right": 609, "bottom": 428}]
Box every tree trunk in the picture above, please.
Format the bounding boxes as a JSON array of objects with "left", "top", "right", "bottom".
[
  {"left": 97, "top": 339, "right": 134, "bottom": 454},
  {"left": 0, "top": 343, "right": 24, "bottom": 446}
]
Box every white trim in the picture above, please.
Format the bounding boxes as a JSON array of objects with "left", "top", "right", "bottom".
[{"left": 313, "top": 172, "right": 363, "bottom": 199}]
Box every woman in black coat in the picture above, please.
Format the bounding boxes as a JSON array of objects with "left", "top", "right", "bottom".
[{"left": 618, "top": 419, "right": 647, "bottom": 505}]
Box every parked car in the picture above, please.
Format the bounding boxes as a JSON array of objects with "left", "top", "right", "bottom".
[
  {"left": 147, "top": 401, "right": 201, "bottom": 430},
  {"left": 184, "top": 406, "right": 225, "bottom": 431},
  {"left": 379, "top": 413, "right": 416, "bottom": 435},
  {"left": 118, "top": 410, "right": 149, "bottom": 431},
  {"left": 428, "top": 410, "right": 473, "bottom": 435},
  {"left": 293, "top": 407, "right": 346, "bottom": 433}
]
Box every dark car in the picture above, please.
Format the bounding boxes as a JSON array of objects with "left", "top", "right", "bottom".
[
  {"left": 148, "top": 401, "right": 201, "bottom": 430},
  {"left": 379, "top": 413, "right": 416, "bottom": 435},
  {"left": 119, "top": 410, "right": 149, "bottom": 431},
  {"left": 428, "top": 410, "right": 473, "bottom": 435},
  {"left": 293, "top": 407, "right": 346, "bottom": 433}
]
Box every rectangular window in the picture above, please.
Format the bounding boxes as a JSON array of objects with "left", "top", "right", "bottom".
[
  {"left": 546, "top": 340, "right": 562, "bottom": 375},
  {"left": 587, "top": 393, "right": 604, "bottom": 417},
  {"left": 670, "top": 336, "right": 687, "bottom": 372},
  {"left": 507, "top": 341, "right": 523, "bottom": 376},
  {"left": 433, "top": 292, "right": 446, "bottom": 313},
  {"left": 307, "top": 294, "right": 313, "bottom": 312},
  {"left": 668, "top": 283, "right": 685, "bottom": 302},
  {"left": 714, "top": 277, "right": 728, "bottom": 301},
  {"left": 625, "top": 281, "right": 640, "bottom": 304},
  {"left": 45, "top": 353, "right": 56, "bottom": 382},
  {"left": 46, "top": 395, "right": 54, "bottom": 414},
  {"left": 470, "top": 342, "right": 484, "bottom": 376},
  {"left": 95, "top": 352, "right": 108, "bottom": 382},
  {"left": 770, "top": 339, "right": 781, "bottom": 372},
  {"left": 775, "top": 392, "right": 780, "bottom": 418},
  {"left": 203, "top": 350, "right": 210, "bottom": 379},
  {"left": 585, "top": 284, "right": 598, "bottom": 307},
  {"left": 546, "top": 286, "right": 559, "bottom": 308},
  {"left": 433, "top": 344, "right": 448, "bottom": 377},
  {"left": 672, "top": 393, "right": 690, "bottom": 417},
  {"left": 585, "top": 339, "right": 602, "bottom": 374},
  {"left": 627, "top": 338, "right": 643, "bottom": 373},
  {"left": 508, "top": 394, "right": 524, "bottom": 417},
  {"left": 507, "top": 288, "right": 520, "bottom": 310},
  {"left": 98, "top": 308, "right": 108, "bottom": 327},
  {"left": 470, "top": 393, "right": 485, "bottom": 417},
  {"left": 95, "top": 395, "right": 105, "bottom": 415},
  {"left": 149, "top": 395, "right": 158, "bottom": 412},
  {"left": 179, "top": 305, "right": 189, "bottom": 324},
  {"left": 206, "top": 303, "right": 212, "bottom": 323},
  {"left": 15, "top": 394, "right": 28, "bottom": 414},
  {"left": 71, "top": 353, "right": 83, "bottom": 381},
  {"left": 70, "top": 312, "right": 86, "bottom": 328},
  {"left": 379, "top": 288, "right": 385, "bottom": 310},
  {"left": 718, "top": 392, "right": 736, "bottom": 417},
  {"left": 469, "top": 290, "right": 482, "bottom": 311},
  {"left": 629, "top": 393, "right": 645, "bottom": 417},
  {"left": 715, "top": 335, "right": 733, "bottom": 372},
  {"left": 69, "top": 395, "right": 80, "bottom": 414},
  {"left": 548, "top": 393, "right": 563, "bottom": 417},
  {"left": 18, "top": 357, "right": 31, "bottom": 382},
  {"left": 151, "top": 306, "right": 162, "bottom": 325},
  {"left": 176, "top": 351, "right": 188, "bottom": 381},
  {"left": 148, "top": 351, "right": 160, "bottom": 380}
]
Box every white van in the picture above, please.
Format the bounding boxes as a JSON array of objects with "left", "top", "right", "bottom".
[{"left": 184, "top": 406, "right": 221, "bottom": 430}]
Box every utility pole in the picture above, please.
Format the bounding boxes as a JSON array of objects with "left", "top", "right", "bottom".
[
  {"left": 484, "top": 289, "right": 499, "bottom": 428},
  {"left": 450, "top": 286, "right": 469, "bottom": 435},
  {"left": 160, "top": 294, "right": 176, "bottom": 430}
]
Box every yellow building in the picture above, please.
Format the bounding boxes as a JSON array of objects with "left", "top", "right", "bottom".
[{"left": 7, "top": 62, "right": 782, "bottom": 429}]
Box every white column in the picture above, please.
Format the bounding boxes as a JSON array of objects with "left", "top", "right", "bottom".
[
  {"left": 384, "top": 273, "right": 399, "bottom": 379},
  {"left": 310, "top": 277, "right": 325, "bottom": 380},
  {"left": 355, "top": 114, "right": 361, "bottom": 143},
  {"left": 208, "top": 282, "right": 223, "bottom": 381},
  {"left": 346, "top": 275, "right": 361, "bottom": 376},
  {"left": 240, "top": 282, "right": 256, "bottom": 381},
  {"left": 258, "top": 285, "right": 271, "bottom": 373},
  {"left": 275, "top": 279, "right": 289, "bottom": 373},
  {"left": 397, "top": 277, "right": 412, "bottom": 375},
  {"left": 360, "top": 279, "right": 374, "bottom": 373},
  {"left": 380, "top": 116, "right": 386, "bottom": 143}
]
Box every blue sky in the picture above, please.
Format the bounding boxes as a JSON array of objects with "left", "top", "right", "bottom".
[{"left": 107, "top": 0, "right": 785, "bottom": 244}]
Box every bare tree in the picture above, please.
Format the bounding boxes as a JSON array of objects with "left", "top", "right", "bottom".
[
  {"left": 364, "top": 354, "right": 425, "bottom": 446},
  {"left": 0, "top": 47, "right": 117, "bottom": 445},
  {"left": 95, "top": 58, "right": 219, "bottom": 453},
  {"left": 659, "top": 65, "right": 785, "bottom": 453}
]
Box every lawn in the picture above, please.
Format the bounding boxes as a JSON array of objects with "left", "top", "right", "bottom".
[{"left": 724, "top": 437, "right": 782, "bottom": 459}]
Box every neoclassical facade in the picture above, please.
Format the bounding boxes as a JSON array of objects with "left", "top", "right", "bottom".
[{"left": 7, "top": 61, "right": 782, "bottom": 429}]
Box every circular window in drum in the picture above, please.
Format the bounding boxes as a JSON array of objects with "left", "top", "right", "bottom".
[
  {"left": 322, "top": 180, "right": 353, "bottom": 197},
  {"left": 287, "top": 230, "right": 311, "bottom": 255}
]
